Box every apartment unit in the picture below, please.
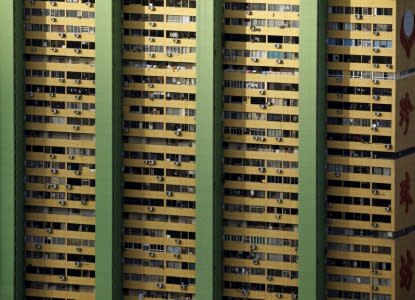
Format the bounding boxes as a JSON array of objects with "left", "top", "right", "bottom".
[{"left": 0, "top": 1, "right": 414, "bottom": 300}]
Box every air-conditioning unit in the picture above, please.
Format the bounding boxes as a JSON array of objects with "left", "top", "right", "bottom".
[
  {"left": 156, "top": 175, "right": 163, "bottom": 181},
  {"left": 148, "top": 3, "right": 155, "bottom": 10},
  {"left": 58, "top": 32, "right": 65, "bottom": 38},
  {"left": 385, "top": 206, "right": 391, "bottom": 212},
  {"left": 372, "top": 269, "right": 378, "bottom": 274},
  {"left": 275, "top": 43, "right": 282, "bottom": 49},
  {"left": 174, "top": 253, "right": 181, "bottom": 258},
  {"left": 65, "top": 184, "right": 72, "bottom": 190},
  {"left": 371, "top": 124, "right": 378, "bottom": 131},
  {"left": 68, "top": 155, "right": 75, "bottom": 160},
  {"left": 372, "top": 222, "right": 379, "bottom": 228},
  {"left": 386, "top": 64, "right": 393, "bottom": 69},
  {"left": 35, "top": 243, "right": 42, "bottom": 249},
  {"left": 372, "top": 79, "right": 379, "bottom": 84},
  {"left": 81, "top": 199, "right": 87, "bottom": 206},
  {"left": 173, "top": 38, "right": 180, "bottom": 44},
  {"left": 74, "top": 261, "right": 81, "bottom": 267},
  {"left": 252, "top": 259, "right": 259, "bottom": 265},
  {"left": 149, "top": 22, "right": 156, "bottom": 27},
  {"left": 292, "top": 294, "right": 298, "bottom": 300},
  {"left": 58, "top": 200, "right": 65, "bottom": 206},
  {"left": 251, "top": 57, "right": 258, "bottom": 62},
  {"left": 166, "top": 52, "right": 173, "bottom": 57},
  {"left": 336, "top": 93, "right": 343, "bottom": 98},
  {"left": 373, "top": 48, "right": 380, "bottom": 53},
  {"left": 51, "top": 47, "right": 57, "bottom": 52},
  {"left": 30, "top": 0, "right": 36, "bottom": 4},
  {"left": 74, "top": 33, "right": 81, "bottom": 38},
  {"left": 258, "top": 167, "right": 265, "bottom": 173},
  {"left": 74, "top": 48, "right": 81, "bottom": 54},
  {"left": 52, "top": 184, "right": 58, "bottom": 190},
  {"left": 50, "top": 1, "right": 57, "bottom": 6},
  {"left": 174, "top": 161, "right": 181, "bottom": 166},
  {"left": 260, "top": 136, "right": 265, "bottom": 141},
  {"left": 372, "top": 189, "right": 378, "bottom": 195},
  {"left": 277, "top": 169, "right": 283, "bottom": 174},
  {"left": 147, "top": 206, "right": 154, "bottom": 212},
  {"left": 49, "top": 154, "right": 56, "bottom": 159},
  {"left": 50, "top": 17, "right": 57, "bottom": 22},
  {"left": 175, "top": 129, "right": 181, "bottom": 136},
  {"left": 156, "top": 282, "right": 164, "bottom": 288},
  {"left": 51, "top": 108, "right": 58, "bottom": 114},
  {"left": 250, "top": 244, "right": 256, "bottom": 250},
  {"left": 336, "top": 77, "right": 342, "bottom": 83},
  {"left": 373, "top": 31, "right": 379, "bottom": 36},
  {"left": 374, "top": 111, "right": 381, "bottom": 117},
  {"left": 276, "top": 294, "right": 283, "bottom": 299},
  {"left": 76, "top": 247, "right": 82, "bottom": 252},
  {"left": 241, "top": 289, "right": 249, "bottom": 296},
  {"left": 31, "top": 47, "right": 37, "bottom": 52},
  {"left": 149, "top": 52, "right": 156, "bottom": 58},
  {"left": 373, "top": 63, "right": 379, "bottom": 68},
  {"left": 372, "top": 95, "right": 380, "bottom": 100},
  {"left": 75, "top": 79, "right": 81, "bottom": 84},
  {"left": 74, "top": 110, "right": 81, "bottom": 115},
  {"left": 267, "top": 275, "right": 273, "bottom": 281},
  {"left": 180, "top": 284, "right": 187, "bottom": 290},
  {"left": 58, "top": 77, "right": 65, "bottom": 83},
  {"left": 384, "top": 144, "right": 392, "bottom": 150},
  {"left": 275, "top": 214, "right": 282, "bottom": 219},
  {"left": 277, "top": 198, "right": 283, "bottom": 203},
  {"left": 50, "top": 168, "right": 58, "bottom": 174},
  {"left": 46, "top": 228, "right": 53, "bottom": 234},
  {"left": 49, "top": 92, "right": 56, "bottom": 97},
  {"left": 276, "top": 59, "right": 283, "bottom": 64},
  {"left": 166, "top": 191, "right": 173, "bottom": 197},
  {"left": 74, "top": 170, "right": 81, "bottom": 175},
  {"left": 73, "top": 125, "right": 80, "bottom": 131},
  {"left": 75, "top": 95, "right": 82, "bottom": 100},
  {"left": 260, "top": 104, "right": 266, "bottom": 109},
  {"left": 148, "top": 160, "right": 155, "bottom": 165},
  {"left": 276, "top": 137, "right": 283, "bottom": 142},
  {"left": 334, "top": 172, "right": 340, "bottom": 177},
  {"left": 59, "top": 275, "right": 66, "bottom": 281},
  {"left": 86, "top": 2, "right": 92, "bottom": 7},
  {"left": 372, "top": 285, "right": 378, "bottom": 291},
  {"left": 175, "top": 239, "right": 181, "bottom": 244},
  {"left": 246, "top": 11, "right": 252, "bottom": 15},
  {"left": 259, "top": 90, "right": 266, "bottom": 95},
  {"left": 355, "top": 14, "right": 362, "bottom": 19},
  {"left": 149, "top": 252, "right": 155, "bottom": 257}
]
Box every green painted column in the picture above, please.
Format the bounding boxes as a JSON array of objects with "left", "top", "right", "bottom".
[
  {"left": 95, "top": 1, "right": 123, "bottom": 299},
  {"left": 196, "top": 0, "right": 223, "bottom": 299},
  {"left": 0, "top": 0, "right": 25, "bottom": 299},
  {"left": 298, "top": 1, "right": 327, "bottom": 300}
]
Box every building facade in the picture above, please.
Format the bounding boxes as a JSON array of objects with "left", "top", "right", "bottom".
[{"left": 0, "top": 1, "right": 414, "bottom": 300}]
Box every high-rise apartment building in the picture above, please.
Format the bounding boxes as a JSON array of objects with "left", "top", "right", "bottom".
[{"left": 0, "top": 1, "right": 414, "bottom": 300}]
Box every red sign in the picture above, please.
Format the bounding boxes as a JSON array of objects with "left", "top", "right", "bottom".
[
  {"left": 399, "top": 93, "right": 414, "bottom": 136},
  {"left": 401, "top": 250, "right": 414, "bottom": 291},
  {"left": 400, "top": 172, "right": 414, "bottom": 214}
]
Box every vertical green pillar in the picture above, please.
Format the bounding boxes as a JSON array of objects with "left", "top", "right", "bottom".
[
  {"left": 95, "top": 1, "right": 123, "bottom": 299},
  {"left": 0, "top": 0, "right": 25, "bottom": 299},
  {"left": 298, "top": 1, "right": 327, "bottom": 300},
  {"left": 196, "top": 0, "right": 223, "bottom": 299}
]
